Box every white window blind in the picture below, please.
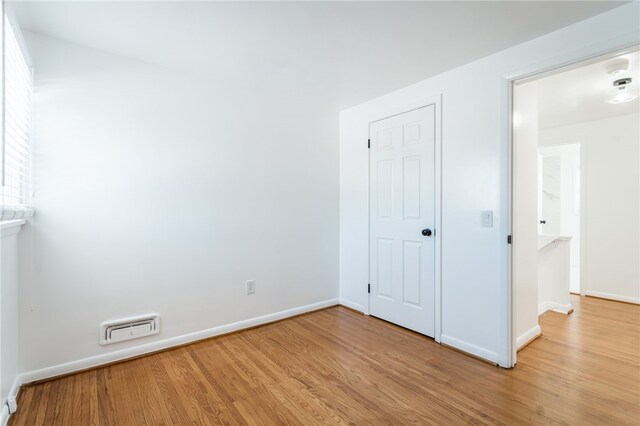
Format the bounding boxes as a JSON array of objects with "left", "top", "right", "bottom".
[{"left": 1, "top": 11, "right": 33, "bottom": 220}]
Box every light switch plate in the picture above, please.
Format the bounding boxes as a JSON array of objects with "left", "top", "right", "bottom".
[
  {"left": 246, "top": 280, "right": 256, "bottom": 295},
  {"left": 481, "top": 210, "right": 494, "bottom": 227}
]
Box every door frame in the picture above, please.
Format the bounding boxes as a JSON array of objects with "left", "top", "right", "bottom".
[
  {"left": 366, "top": 95, "right": 443, "bottom": 343},
  {"left": 505, "top": 42, "right": 639, "bottom": 367}
]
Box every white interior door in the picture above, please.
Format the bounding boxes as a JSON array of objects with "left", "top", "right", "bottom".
[{"left": 369, "top": 105, "right": 435, "bottom": 337}]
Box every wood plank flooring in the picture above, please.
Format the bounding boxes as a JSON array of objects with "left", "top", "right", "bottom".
[{"left": 10, "top": 295, "right": 640, "bottom": 425}]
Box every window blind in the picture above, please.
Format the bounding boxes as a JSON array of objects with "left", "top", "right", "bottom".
[{"left": 1, "top": 12, "right": 33, "bottom": 220}]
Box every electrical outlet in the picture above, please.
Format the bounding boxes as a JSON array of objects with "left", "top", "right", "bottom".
[{"left": 246, "top": 280, "right": 256, "bottom": 295}]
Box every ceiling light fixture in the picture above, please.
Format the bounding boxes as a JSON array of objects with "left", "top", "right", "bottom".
[
  {"left": 604, "top": 58, "right": 630, "bottom": 75},
  {"left": 608, "top": 77, "right": 638, "bottom": 104}
]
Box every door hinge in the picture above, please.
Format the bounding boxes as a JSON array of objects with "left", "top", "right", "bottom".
[
  {"left": 367, "top": 283, "right": 371, "bottom": 293},
  {"left": 367, "top": 139, "right": 370, "bottom": 149},
  {"left": 507, "top": 235, "right": 512, "bottom": 244}
]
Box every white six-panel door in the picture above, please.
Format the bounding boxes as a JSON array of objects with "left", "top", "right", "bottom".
[{"left": 369, "top": 105, "right": 436, "bottom": 336}]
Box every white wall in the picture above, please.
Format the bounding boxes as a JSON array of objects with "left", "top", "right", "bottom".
[
  {"left": 538, "top": 238, "right": 572, "bottom": 314},
  {"left": 18, "top": 33, "right": 339, "bottom": 376},
  {"left": 539, "top": 113, "right": 640, "bottom": 303},
  {"left": 0, "top": 222, "right": 22, "bottom": 423},
  {"left": 513, "top": 81, "right": 541, "bottom": 348},
  {"left": 339, "top": 3, "right": 640, "bottom": 366}
]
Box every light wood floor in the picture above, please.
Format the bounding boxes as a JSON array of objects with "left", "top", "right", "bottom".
[{"left": 11, "top": 295, "right": 640, "bottom": 425}]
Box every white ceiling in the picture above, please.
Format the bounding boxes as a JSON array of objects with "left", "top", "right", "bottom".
[
  {"left": 10, "top": 1, "right": 627, "bottom": 109},
  {"left": 537, "top": 50, "right": 640, "bottom": 129}
]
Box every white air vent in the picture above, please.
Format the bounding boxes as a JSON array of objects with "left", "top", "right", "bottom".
[{"left": 100, "top": 314, "right": 159, "bottom": 345}]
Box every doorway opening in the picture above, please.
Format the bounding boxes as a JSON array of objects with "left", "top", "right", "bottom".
[
  {"left": 538, "top": 143, "right": 581, "bottom": 294},
  {"left": 511, "top": 47, "right": 640, "bottom": 358}
]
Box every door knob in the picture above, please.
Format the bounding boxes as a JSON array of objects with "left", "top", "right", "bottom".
[
  {"left": 540, "top": 220, "right": 546, "bottom": 224},
  {"left": 421, "top": 229, "right": 432, "bottom": 237}
]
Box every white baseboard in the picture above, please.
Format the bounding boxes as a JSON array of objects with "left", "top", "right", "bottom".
[
  {"left": 516, "top": 325, "right": 542, "bottom": 351},
  {"left": 584, "top": 290, "right": 640, "bottom": 305},
  {"left": 538, "top": 301, "right": 573, "bottom": 315},
  {"left": 18, "top": 298, "right": 339, "bottom": 385},
  {"left": 440, "top": 334, "right": 499, "bottom": 364},
  {"left": 339, "top": 298, "right": 365, "bottom": 313},
  {"left": 1, "top": 376, "right": 21, "bottom": 426}
]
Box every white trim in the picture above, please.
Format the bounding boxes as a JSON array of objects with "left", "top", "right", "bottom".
[
  {"left": 1, "top": 0, "right": 4, "bottom": 187},
  {"left": 501, "top": 77, "right": 515, "bottom": 368},
  {"left": 502, "top": 36, "right": 639, "bottom": 83},
  {"left": 18, "top": 298, "right": 339, "bottom": 384},
  {"left": 339, "top": 298, "right": 365, "bottom": 313},
  {"left": 8, "top": 378, "right": 20, "bottom": 410},
  {"left": 2, "top": 377, "right": 21, "bottom": 425},
  {"left": 0, "top": 219, "right": 25, "bottom": 238},
  {"left": 0, "top": 207, "right": 34, "bottom": 222},
  {"left": 580, "top": 139, "right": 588, "bottom": 295},
  {"left": 1, "top": 406, "right": 8, "bottom": 426},
  {"left": 433, "top": 95, "right": 443, "bottom": 343},
  {"left": 440, "top": 334, "right": 499, "bottom": 364},
  {"left": 516, "top": 325, "right": 542, "bottom": 351},
  {"left": 584, "top": 290, "right": 640, "bottom": 305},
  {"left": 538, "top": 301, "right": 573, "bottom": 315}
]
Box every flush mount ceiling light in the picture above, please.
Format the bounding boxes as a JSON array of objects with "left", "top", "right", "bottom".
[
  {"left": 608, "top": 77, "right": 639, "bottom": 104},
  {"left": 604, "top": 58, "right": 630, "bottom": 75}
]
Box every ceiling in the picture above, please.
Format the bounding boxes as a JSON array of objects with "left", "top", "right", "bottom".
[
  {"left": 10, "top": 1, "right": 627, "bottom": 109},
  {"left": 537, "top": 50, "right": 640, "bottom": 129}
]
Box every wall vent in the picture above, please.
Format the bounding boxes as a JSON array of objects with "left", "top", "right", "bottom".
[{"left": 100, "top": 314, "right": 160, "bottom": 345}]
